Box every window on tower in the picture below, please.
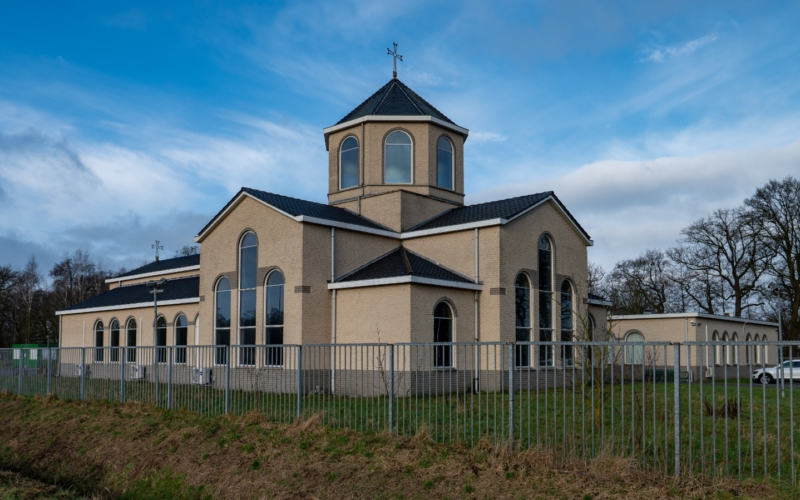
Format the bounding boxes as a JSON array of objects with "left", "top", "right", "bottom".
[
  {"left": 436, "top": 136, "right": 453, "bottom": 190},
  {"left": 340, "top": 136, "right": 359, "bottom": 189},
  {"left": 384, "top": 130, "right": 412, "bottom": 183}
]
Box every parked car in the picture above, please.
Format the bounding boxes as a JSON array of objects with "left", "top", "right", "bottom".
[{"left": 752, "top": 359, "right": 800, "bottom": 384}]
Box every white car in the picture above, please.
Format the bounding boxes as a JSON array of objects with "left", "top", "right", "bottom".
[{"left": 752, "top": 359, "right": 800, "bottom": 384}]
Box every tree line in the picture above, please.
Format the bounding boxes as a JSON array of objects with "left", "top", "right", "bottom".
[
  {"left": 0, "top": 246, "right": 198, "bottom": 348},
  {"left": 591, "top": 176, "right": 800, "bottom": 341}
]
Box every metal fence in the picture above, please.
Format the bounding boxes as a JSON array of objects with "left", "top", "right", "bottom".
[{"left": 1, "top": 340, "right": 798, "bottom": 485}]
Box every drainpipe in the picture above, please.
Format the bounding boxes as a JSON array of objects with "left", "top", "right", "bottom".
[
  {"left": 58, "top": 316, "right": 62, "bottom": 348},
  {"left": 82, "top": 321, "right": 85, "bottom": 348},
  {"left": 358, "top": 123, "right": 365, "bottom": 215},
  {"left": 473, "top": 228, "right": 480, "bottom": 393},
  {"left": 331, "top": 227, "right": 337, "bottom": 394}
]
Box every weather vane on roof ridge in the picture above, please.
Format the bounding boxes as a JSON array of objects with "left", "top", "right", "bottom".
[
  {"left": 387, "top": 42, "right": 403, "bottom": 78},
  {"left": 152, "top": 240, "right": 164, "bottom": 261}
]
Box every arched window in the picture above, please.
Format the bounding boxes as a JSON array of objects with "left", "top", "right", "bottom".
[
  {"left": 433, "top": 302, "right": 453, "bottom": 368},
  {"left": 175, "top": 315, "right": 188, "bottom": 364},
  {"left": 721, "top": 332, "right": 729, "bottom": 366},
  {"left": 560, "top": 281, "right": 574, "bottom": 367},
  {"left": 156, "top": 316, "right": 167, "bottom": 364},
  {"left": 94, "top": 320, "right": 104, "bottom": 362},
  {"left": 239, "top": 232, "right": 258, "bottom": 366},
  {"left": 109, "top": 319, "right": 120, "bottom": 362},
  {"left": 730, "top": 333, "right": 739, "bottom": 365},
  {"left": 215, "top": 277, "right": 231, "bottom": 365},
  {"left": 538, "top": 235, "right": 554, "bottom": 367},
  {"left": 712, "top": 331, "right": 720, "bottom": 366},
  {"left": 384, "top": 130, "right": 412, "bottom": 184},
  {"left": 514, "top": 273, "right": 532, "bottom": 367},
  {"left": 754, "top": 334, "right": 760, "bottom": 364},
  {"left": 340, "top": 136, "right": 359, "bottom": 189},
  {"left": 436, "top": 136, "right": 453, "bottom": 190},
  {"left": 126, "top": 318, "right": 137, "bottom": 362},
  {"left": 624, "top": 331, "right": 644, "bottom": 365},
  {"left": 745, "top": 334, "right": 752, "bottom": 365},
  {"left": 265, "top": 271, "right": 285, "bottom": 366}
]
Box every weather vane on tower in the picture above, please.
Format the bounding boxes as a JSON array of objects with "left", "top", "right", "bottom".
[
  {"left": 152, "top": 240, "right": 164, "bottom": 261},
  {"left": 387, "top": 42, "right": 403, "bottom": 78}
]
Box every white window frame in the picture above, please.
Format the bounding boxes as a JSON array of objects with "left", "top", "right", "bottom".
[
  {"left": 339, "top": 135, "right": 360, "bottom": 190},
  {"left": 264, "top": 270, "right": 285, "bottom": 368},
  {"left": 384, "top": 130, "right": 414, "bottom": 185},
  {"left": 436, "top": 135, "right": 454, "bottom": 191}
]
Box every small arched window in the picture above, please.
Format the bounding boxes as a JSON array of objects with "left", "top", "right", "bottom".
[
  {"left": 239, "top": 232, "right": 258, "bottom": 366},
  {"left": 109, "top": 319, "right": 120, "bottom": 362},
  {"left": 721, "top": 332, "right": 729, "bottom": 366},
  {"left": 712, "top": 331, "right": 720, "bottom": 366},
  {"left": 175, "top": 315, "right": 188, "bottom": 364},
  {"left": 156, "top": 316, "right": 167, "bottom": 364},
  {"left": 126, "top": 318, "right": 137, "bottom": 362},
  {"left": 754, "top": 334, "right": 760, "bottom": 364},
  {"left": 625, "top": 331, "right": 644, "bottom": 365},
  {"left": 433, "top": 302, "right": 453, "bottom": 368},
  {"left": 340, "top": 136, "right": 359, "bottom": 190},
  {"left": 215, "top": 277, "right": 231, "bottom": 365},
  {"left": 514, "top": 273, "right": 532, "bottom": 367},
  {"left": 94, "top": 320, "right": 104, "bottom": 362},
  {"left": 385, "top": 130, "right": 412, "bottom": 184},
  {"left": 730, "top": 333, "right": 738, "bottom": 365},
  {"left": 436, "top": 136, "right": 453, "bottom": 190},
  {"left": 745, "top": 333, "right": 752, "bottom": 365},
  {"left": 560, "top": 281, "right": 574, "bottom": 367},
  {"left": 538, "top": 235, "right": 554, "bottom": 367},
  {"left": 265, "top": 271, "right": 285, "bottom": 366}
]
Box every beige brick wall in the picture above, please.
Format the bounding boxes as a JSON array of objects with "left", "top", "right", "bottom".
[
  {"left": 356, "top": 190, "right": 453, "bottom": 232},
  {"left": 334, "top": 284, "right": 411, "bottom": 344}
]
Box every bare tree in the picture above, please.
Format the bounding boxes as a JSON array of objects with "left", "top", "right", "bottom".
[
  {"left": 16, "top": 257, "right": 41, "bottom": 344},
  {"left": 174, "top": 245, "right": 200, "bottom": 257},
  {"left": 745, "top": 177, "right": 800, "bottom": 340},
  {"left": 605, "top": 249, "right": 679, "bottom": 314},
  {"left": 50, "top": 250, "right": 109, "bottom": 310},
  {"left": 667, "top": 207, "right": 769, "bottom": 317}
]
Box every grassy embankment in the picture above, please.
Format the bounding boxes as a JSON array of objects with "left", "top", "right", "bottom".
[{"left": 0, "top": 392, "right": 798, "bottom": 499}]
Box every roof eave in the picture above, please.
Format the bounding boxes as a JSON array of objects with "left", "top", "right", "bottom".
[
  {"left": 329, "top": 276, "right": 483, "bottom": 291},
  {"left": 323, "top": 115, "right": 469, "bottom": 150}
]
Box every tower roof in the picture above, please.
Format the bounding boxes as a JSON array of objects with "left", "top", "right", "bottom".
[{"left": 336, "top": 78, "right": 457, "bottom": 126}]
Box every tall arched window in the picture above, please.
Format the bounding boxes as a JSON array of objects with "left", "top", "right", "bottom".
[
  {"left": 384, "top": 130, "right": 412, "bottom": 184},
  {"left": 625, "top": 331, "right": 644, "bottom": 365},
  {"left": 94, "top": 320, "right": 104, "bottom": 362},
  {"left": 265, "top": 271, "right": 285, "bottom": 366},
  {"left": 433, "top": 302, "right": 453, "bottom": 368},
  {"left": 239, "top": 232, "right": 258, "bottom": 366},
  {"left": 340, "top": 136, "right": 359, "bottom": 189},
  {"left": 730, "top": 333, "right": 738, "bottom": 365},
  {"left": 109, "top": 319, "right": 120, "bottom": 363},
  {"left": 175, "top": 314, "right": 187, "bottom": 364},
  {"left": 712, "top": 331, "right": 720, "bottom": 366},
  {"left": 215, "top": 277, "right": 231, "bottom": 365},
  {"left": 745, "top": 333, "right": 752, "bottom": 364},
  {"left": 538, "top": 236, "right": 554, "bottom": 367},
  {"left": 560, "top": 281, "right": 574, "bottom": 367},
  {"left": 515, "top": 273, "right": 532, "bottom": 367},
  {"left": 126, "top": 318, "right": 137, "bottom": 362},
  {"left": 436, "top": 136, "right": 453, "bottom": 190},
  {"left": 156, "top": 316, "right": 167, "bottom": 364}
]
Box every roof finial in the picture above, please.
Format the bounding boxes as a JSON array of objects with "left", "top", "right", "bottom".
[
  {"left": 151, "top": 240, "right": 164, "bottom": 261},
  {"left": 387, "top": 41, "right": 403, "bottom": 78}
]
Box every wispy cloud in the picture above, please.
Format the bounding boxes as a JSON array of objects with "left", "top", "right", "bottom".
[
  {"left": 469, "top": 131, "right": 507, "bottom": 143},
  {"left": 642, "top": 34, "right": 719, "bottom": 63}
]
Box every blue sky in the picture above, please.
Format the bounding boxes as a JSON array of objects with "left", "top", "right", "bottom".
[{"left": 2, "top": 1, "right": 800, "bottom": 274}]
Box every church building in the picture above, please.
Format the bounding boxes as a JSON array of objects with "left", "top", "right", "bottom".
[{"left": 57, "top": 74, "right": 603, "bottom": 371}]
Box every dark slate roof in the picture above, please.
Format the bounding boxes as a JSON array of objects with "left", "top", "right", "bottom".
[
  {"left": 336, "top": 78, "right": 457, "bottom": 126},
  {"left": 408, "top": 192, "right": 592, "bottom": 240},
  {"left": 116, "top": 254, "right": 200, "bottom": 278},
  {"left": 337, "top": 247, "right": 474, "bottom": 284},
  {"left": 61, "top": 276, "right": 199, "bottom": 312},
  {"left": 588, "top": 293, "right": 610, "bottom": 303},
  {"left": 198, "top": 187, "right": 393, "bottom": 237}
]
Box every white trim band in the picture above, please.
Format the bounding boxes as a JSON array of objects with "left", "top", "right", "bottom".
[
  {"left": 56, "top": 298, "right": 200, "bottom": 316},
  {"left": 328, "top": 276, "right": 483, "bottom": 291},
  {"left": 324, "top": 115, "right": 469, "bottom": 140},
  {"left": 105, "top": 265, "right": 200, "bottom": 284},
  {"left": 611, "top": 312, "right": 779, "bottom": 327}
]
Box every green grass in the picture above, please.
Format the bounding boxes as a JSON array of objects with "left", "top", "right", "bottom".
[{"left": 2, "top": 371, "right": 799, "bottom": 485}]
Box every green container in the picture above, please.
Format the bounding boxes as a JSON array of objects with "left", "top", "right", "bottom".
[{"left": 11, "top": 344, "right": 53, "bottom": 368}]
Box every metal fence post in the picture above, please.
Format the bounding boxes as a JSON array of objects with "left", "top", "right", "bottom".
[
  {"left": 167, "top": 347, "right": 173, "bottom": 410},
  {"left": 18, "top": 349, "right": 23, "bottom": 395},
  {"left": 508, "top": 343, "right": 515, "bottom": 449},
  {"left": 80, "top": 348, "right": 86, "bottom": 401},
  {"left": 673, "top": 343, "right": 681, "bottom": 477},
  {"left": 225, "top": 345, "right": 231, "bottom": 414},
  {"left": 155, "top": 347, "right": 160, "bottom": 407},
  {"left": 296, "top": 345, "right": 303, "bottom": 420},
  {"left": 388, "top": 344, "right": 395, "bottom": 433},
  {"left": 120, "top": 347, "right": 126, "bottom": 404},
  {"left": 46, "top": 348, "right": 52, "bottom": 395}
]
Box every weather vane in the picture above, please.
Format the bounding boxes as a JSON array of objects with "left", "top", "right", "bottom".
[
  {"left": 387, "top": 42, "right": 403, "bottom": 78},
  {"left": 152, "top": 240, "right": 164, "bottom": 261}
]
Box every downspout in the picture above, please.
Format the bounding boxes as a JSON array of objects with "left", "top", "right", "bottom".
[
  {"left": 331, "top": 227, "right": 337, "bottom": 393},
  {"left": 82, "top": 321, "right": 85, "bottom": 348},
  {"left": 358, "top": 123, "right": 365, "bottom": 215},
  {"left": 58, "top": 315, "right": 62, "bottom": 348},
  {"left": 473, "top": 228, "right": 480, "bottom": 393},
  {"left": 705, "top": 324, "right": 709, "bottom": 375}
]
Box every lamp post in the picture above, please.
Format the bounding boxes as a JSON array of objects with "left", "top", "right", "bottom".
[
  {"left": 146, "top": 278, "right": 166, "bottom": 403},
  {"left": 768, "top": 283, "right": 785, "bottom": 397}
]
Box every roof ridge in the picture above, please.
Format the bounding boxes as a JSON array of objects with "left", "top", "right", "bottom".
[
  {"left": 118, "top": 273, "right": 200, "bottom": 288},
  {"left": 399, "top": 247, "right": 414, "bottom": 274},
  {"left": 403, "top": 248, "right": 476, "bottom": 283},
  {"left": 464, "top": 191, "right": 554, "bottom": 210},
  {"left": 334, "top": 246, "right": 403, "bottom": 282},
  {"left": 395, "top": 79, "right": 453, "bottom": 123},
  {"left": 371, "top": 80, "right": 396, "bottom": 115},
  {"left": 392, "top": 81, "right": 424, "bottom": 115}
]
